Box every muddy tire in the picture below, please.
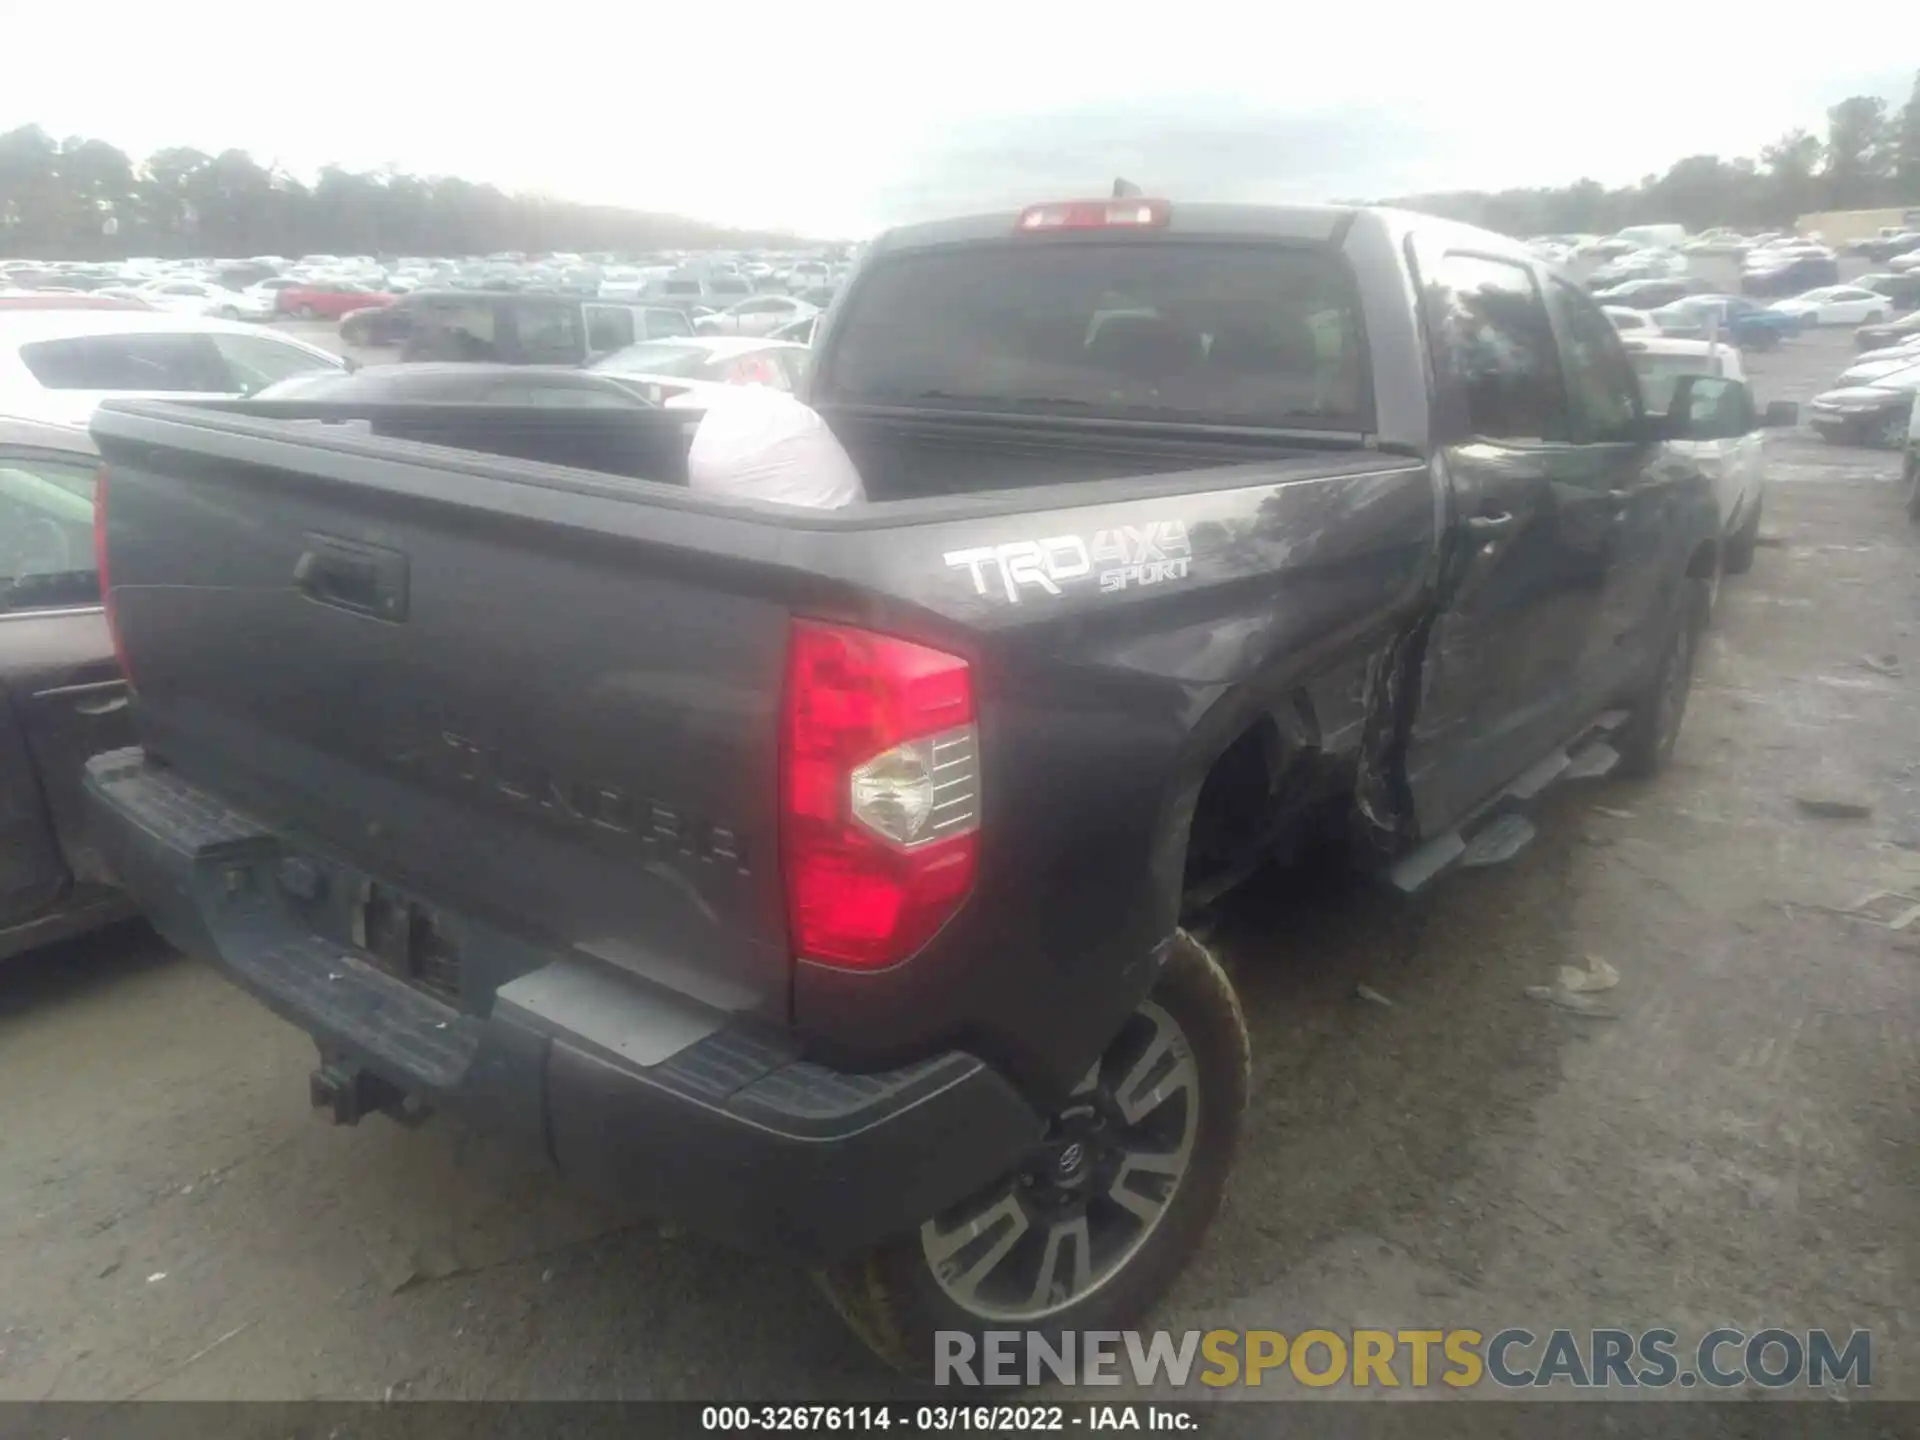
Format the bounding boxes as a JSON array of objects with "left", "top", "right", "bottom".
[
  {"left": 1905, "top": 454, "right": 1920, "bottom": 523},
  {"left": 1618, "top": 578, "right": 1709, "bottom": 779},
  {"left": 1721, "top": 499, "right": 1761, "bottom": 576},
  {"left": 817, "top": 929, "right": 1250, "bottom": 1378}
]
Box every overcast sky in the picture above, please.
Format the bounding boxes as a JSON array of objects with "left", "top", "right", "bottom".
[{"left": 6, "top": 3, "right": 1912, "bottom": 237}]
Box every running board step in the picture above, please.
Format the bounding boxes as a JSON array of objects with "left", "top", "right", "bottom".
[
  {"left": 1564, "top": 741, "right": 1621, "bottom": 781},
  {"left": 1460, "top": 813, "right": 1537, "bottom": 867},
  {"left": 1385, "top": 710, "right": 1632, "bottom": 895},
  {"left": 1505, "top": 749, "right": 1570, "bottom": 801},
  {"left": 1388, "top": 831, "right": 1466, "bottom": 894}
]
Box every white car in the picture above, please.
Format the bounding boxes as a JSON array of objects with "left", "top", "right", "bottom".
[
  {"left": 1770, "top": 286, "right": 1895, "bottom": 327},
  {"left": 137, "top": 279, "right": 276, "bottom": 322},
  {"left": 1623, "top": 336, "right": 1768, "bottom": 572},
  {"left": 587, "top": 336, "right": 811, "bottom": 409},
  {"left": 1853, "top": 335, "right": 1920, "bottom": 369},
  {"left": 1890, "top": 249, "right": 1920, "bottom": 274},
  {"left": 695, "top": 295, "right": 820, "bottom": 338},
  {"left": 1603, "top": 306, "right": 1662, "bottom": 335},
  {"left": 0, "top": 311, "right": 347, "bottom": 426},
  {"left": 783, "top": 260, "right": 833, "bottom": 293},
  {"left": 1837, "top": 341, "right": 1920, "bottom": 386}
]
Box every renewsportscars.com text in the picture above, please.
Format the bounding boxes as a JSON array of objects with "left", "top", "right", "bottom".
[{"left": 934, "top": 1327, "right": 1872, "bottom": 1390}]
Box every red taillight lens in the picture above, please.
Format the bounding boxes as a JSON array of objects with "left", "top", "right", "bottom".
[
  {"left": 1016, "top": 198, "right": 1170, "bottom": 232},
  {"left": 93, "top": 465, "right": 136, "bottom": 690},
  {"left": 781, "top": 620, "right": 979, "bottom": 969}
]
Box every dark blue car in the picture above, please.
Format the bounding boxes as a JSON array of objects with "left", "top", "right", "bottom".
[{"left": 1650, "top": 294, "right": 1800, "bottom": 349}]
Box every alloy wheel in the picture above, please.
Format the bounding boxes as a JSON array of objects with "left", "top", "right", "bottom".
[{"left": 919, "top": 999, "right": 1200, "bottom": 1322}]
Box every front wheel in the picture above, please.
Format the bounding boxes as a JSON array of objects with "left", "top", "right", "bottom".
[
  {"left": 1617, "top": 578, "right": 1709, "bottom": 779},
  {"left": 817, "top": 930, "right": 1250, "bottom": 1377},
  {"left": 297, "top": 304, "right": 317, "bottom": 320},
  {"left": 1878, "top": 413, "right": 1909, "bottom": 450},
  {"left": 1722, "top": 498, "right": 1762, "bottom": 576}
]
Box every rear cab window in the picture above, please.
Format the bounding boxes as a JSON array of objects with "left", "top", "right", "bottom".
[{"left": 815, "top": 240, "right": 1372, "bottom": 430}]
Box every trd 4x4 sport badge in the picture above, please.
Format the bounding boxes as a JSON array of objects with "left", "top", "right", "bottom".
[{"left": 944, "top": 521, "right": 1192, "bottom": 603}]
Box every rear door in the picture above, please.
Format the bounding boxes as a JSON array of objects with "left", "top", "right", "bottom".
[{"left": 1401, "top": 246, "right": 1614, "bottom": 833}]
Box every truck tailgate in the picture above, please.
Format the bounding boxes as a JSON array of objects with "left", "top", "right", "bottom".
[{"left": 92, "top": 407, "right": 799, "bottom": 1019}]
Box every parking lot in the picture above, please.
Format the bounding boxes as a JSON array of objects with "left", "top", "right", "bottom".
[{"left": 0, "top": 324, "right": 1914, "bottom": 1404}]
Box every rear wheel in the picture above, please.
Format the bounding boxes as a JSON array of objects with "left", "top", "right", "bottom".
[
  {"left": 217, "top": 305, "right": 238, "bottom": 320},
  {"left": 817, "top": 930, "right": 1249, "bottom": 1377},
  {"left": 1618, "top": 578, "right": 1709, "bottom": 779},
  {"left": 297, "top": 304, "right": 317, "bottom": 320}
]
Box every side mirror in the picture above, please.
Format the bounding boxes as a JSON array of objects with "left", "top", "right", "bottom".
[
  {"left": 1761, "top": 399, "right": 1799, "bottom": 429},
  {"left": 341, "top": 355, "right": 361, "bottom": 374}
]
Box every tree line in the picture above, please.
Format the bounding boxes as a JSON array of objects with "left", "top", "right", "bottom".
[
  {"left": 3, "top": 73, "right": 1919, "bottom": 259},
  {"left": 1382, "top": 76, "right": 1920, "bottom": 236},
  {"left": 0, "top": 128, "right": 808, "bottom": 260}
]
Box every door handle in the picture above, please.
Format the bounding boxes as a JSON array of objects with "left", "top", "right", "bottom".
[
  {"left": 74, "top": 692, "right": 130, "bottom": 717},
  {"left": 1465, "top": 511, "right": 1515, "bottom": 536},
  {"left": 1607, "top": 489, "right": 1634, "bottom": 502},
  {"left": 293, "top": 534, "right": 409, "bottom": 621}
]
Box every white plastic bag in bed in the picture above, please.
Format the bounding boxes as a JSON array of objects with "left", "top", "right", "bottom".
[{"left": 686, "top": 385, "right": 865, "bottom": 510}]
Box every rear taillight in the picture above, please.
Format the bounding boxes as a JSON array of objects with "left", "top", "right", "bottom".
[
  {"left": 1016, "top": 198, "right": 1170, "bottom": 232},
  {"left": 780, "top": 620, "right": 979, "bottom": 969},
  {"left": 93, "top": 465, "right": 135, "bottom": 689}
]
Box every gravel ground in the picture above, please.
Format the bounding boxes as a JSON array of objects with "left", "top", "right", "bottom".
[{"left": 0, "top": 325, "right": 1913, "bottom": 1405}]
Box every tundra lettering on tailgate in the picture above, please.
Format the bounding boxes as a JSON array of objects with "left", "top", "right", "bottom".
[
  {"left": 945, "top": 521, "right": 1193, "bottom": 603},
  {"left": 386, "top": 730, "right": 751, "bottom": 873}
]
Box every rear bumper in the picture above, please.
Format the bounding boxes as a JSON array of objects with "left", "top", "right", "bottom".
[{"left": 84, "top": 748, "right": 1042, "bottom": 1261}]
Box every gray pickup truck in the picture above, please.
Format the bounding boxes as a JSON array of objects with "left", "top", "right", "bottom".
[{"left": 82, "top": 198, "right": 1773, "bottom": 1372}]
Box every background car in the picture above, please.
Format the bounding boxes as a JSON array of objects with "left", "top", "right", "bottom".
[
  {"left": 0, "top": 311, "right": 347, "bottom": 425},
  {"left": 1808, "top": 359, "right": 1920, "bottom": 449},
  {"left": 1603, "top": 306, "right": 1662, "bottom": 334},
  {"left": 1855, "top": 309, "right": 1920, "bottom": 351},
  {"left": 694, "top": 295, "right": 819, "bottom": 337},
  {"left": 277, "top": 280, "right": 397, "bottom": 321},
  {"left": 1620, "top": 336, "right": 1793, "bottom": 574},
  {"left": 0, "top": 291, "right": 151, "bottom": 312},
  {"left": 587, "top": 336, "right": 810, "bottom": 407},
  {"left": 0, "top": 413, "right": 138, "bottom": 960},
  {"left": 766, "top": 312, "right": 820, "bottom": 344},
  {"left": 1741, "top": 248, "right": 1840, "bottom": 297},
  {"left": 1591, "top": 277, "right": 1707, "bottom": 310},
  {"left": 1769, "top": 286, "right": 1893, "bottom": 328},
  {"left": 1648, "top": 294, "right": 1799, "bottom": 349},
  {"left": 1857, "top": 231, "right": 1920, "bottom": 263},
  {"left": 1855, "top": 272, "right": 1920, "bottom": 313},
  {"left": 1835, "top": 339, "right": 1920, "bottom": 386},
  {"left": 1890, "top": 249, "right": 1920, "bottom": 275},
  {"left": 136, "top": 279, "right": 273, "bottom": 322}
]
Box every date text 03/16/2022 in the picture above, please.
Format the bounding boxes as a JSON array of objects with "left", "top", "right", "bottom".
[{"left": 701, "top": 1405, "right": 1194, "bottom": 1431}]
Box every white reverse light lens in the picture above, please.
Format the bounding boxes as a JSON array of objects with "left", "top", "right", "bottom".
[{"left": 849, "top": 724, "right": 980, "bottom": 848}]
